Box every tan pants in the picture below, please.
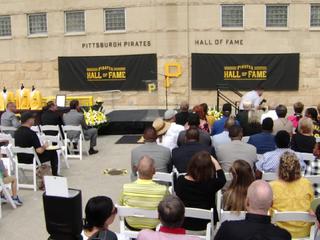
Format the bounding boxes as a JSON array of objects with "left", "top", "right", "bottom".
[{"left": 3, "top": 176, "right": 16, "bottom": 184}]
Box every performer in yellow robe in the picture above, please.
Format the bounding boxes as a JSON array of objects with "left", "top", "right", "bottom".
[
  {"left": 30, "top": 87, "right": 43, "bottom": 110},
  {"left": 0, "top": 88, "right": 15, "bottom": 111},
  {"left": 16, "top": 85, "right": 30, "bottom": 110}
]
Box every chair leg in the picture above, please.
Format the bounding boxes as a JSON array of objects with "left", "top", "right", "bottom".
[
  {"left": 1, "top": 183, "right": 16, "bottom": 209},
  {"left": 79, "top": 139, "right": 83, "bottom": 161},
  {"left": 15, "top": 164, "right": 19, "bottom": 191},
  {"left": 33, "top": 163, "right": 37, "bottom": 192}
]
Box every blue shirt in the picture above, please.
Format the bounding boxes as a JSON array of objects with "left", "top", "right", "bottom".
[
  {"left": 255, "top": 148, "right": 306, "bottom": 173},
  {"left": 211, "top": 116, "right": 239, "bottom": 136},
  {"left": 248, "top": 132, "right": 276, "bottom": 154}
]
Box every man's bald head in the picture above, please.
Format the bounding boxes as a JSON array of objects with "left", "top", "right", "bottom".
[
  {"left": 246, "top": 180, "right": 273, "bottom": 215},
  {"left": 180, "top": 101, "right": 189, "bottom": 112},
  {"left": 137, "top": 156, "right": 155, "bottom": 179}
]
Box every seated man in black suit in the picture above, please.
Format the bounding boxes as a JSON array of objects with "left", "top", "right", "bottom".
[
  {"left": 172, "top": 127, "right": 214, "bottom": 173},
  {"left": 214, "top": 180, "right": 291, "bottom": 240},
  {"left": 40, "top": 101, "right": 64, "bottom": 136}
]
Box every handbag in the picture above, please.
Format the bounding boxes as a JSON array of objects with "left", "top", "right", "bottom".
[{"left": 36, "top": 164, "right": 52, "bottom": 190}]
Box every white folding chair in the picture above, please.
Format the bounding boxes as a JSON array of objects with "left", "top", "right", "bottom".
[
  {"left": 11, "top": 147, "right": 41, "bottom": 191},
  {"left": 0, "top": 126, "right": 17, "bottom": 135},
  {"left": 39, "top": 134, "right": 69, "bottom": 175},
  {"left": 224, "top": 172, "right": 232, "bottom": 182},
  {"left": 262, "top": 172, "right": 278, "bottom": 181},
  {"left": 152, "top": 172, "right": 175, "bottom": 192},
  {"left": 116, "top": 205, "right": 158, "bottom": 239},
  {"left": 271, "top": 211, "right": 316, "bottom": 240},
  {"left": 62, "top": 125, "right": 88, "bottom": 160},
  {"left": 220, "top": 210, "right": 246, "bottom": 224},
  {"left": 31, "top": 125, "right": 41, "bottom": 135},
  {"left": 316, "top": 137, "right": 320, "bottom": 143},
  {"left": 299, "top": 152, "right": 315, "bottom": 162},
  {"left": 39, "top": 125, "right": 63, "bottom": 141},
  {"left": 242, "top": 136, "right": 250, "bottom": 143},
  {"left": 216, "top": 190, "right": 223, "bottom": 220},
  {"left": 0, "top": 178, "right": 17, "bottom": 219},
  {"left": 184, "top": 207, "right": 214, "bottom": 240},
  {"left": 305, "top": 175, "right": 320, "bottom": 184}
]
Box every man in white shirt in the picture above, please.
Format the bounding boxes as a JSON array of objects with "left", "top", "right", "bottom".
[
  {"left": 239, "top": 87, "right": 264, "bottom": 110},
  {"left": 260, "top": 102, "right": 278, "bottom": 123},
  {"left": 212, "top": 117, "right": 235, "bottom": 149}
]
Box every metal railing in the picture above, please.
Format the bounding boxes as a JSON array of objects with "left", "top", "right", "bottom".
[{"left": 216, "top": 84, "right": 243, "bottom": 113}]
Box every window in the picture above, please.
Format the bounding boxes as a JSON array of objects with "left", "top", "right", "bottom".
[
  {"left": 221, "top": 5, "right": 243, "bottom": 28},
  {"left": 105, "top": 8, "right": 125, "bottom": 31},
  {"left": 28, "top": 13, "right": 47, "bottom": 35},
  {"left": 65, "top": 11, "right": 85, "bottom": 33},
  {"left": 266, "top": 5, "right": 288, "bottom": 28},
  {"left": 0, "top": 15, "right": 11, "bottom": 37},
  {"left": 311, "top": 5, "right": 320, "bottom": 27}
]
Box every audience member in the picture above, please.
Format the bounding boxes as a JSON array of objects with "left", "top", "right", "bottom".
[
  {"left": 273, "top": 105, "right": 293, "bottom": 135},
  {"left": 270, "top": 152, "right": 314, "bottom": 238},
  {"left": 0, "top": 157, "right": 22, "bottom": 206},
  {"left": 211, "top": 117, "right": 235, "bottom": 149},
  {"left": 223, "top": 160, "right": 255, "bottom": 212},
  {"left": 131, "top": 127, "right": 171, "bottom": 181},
  {"left": 177, "top": 113, "right": 211, "bottom": 147},
  {"left": 215, "top": 180, "right": 291, "bottom": 240},
  {"left": 120, "top": 156, "right": 168, "bottom": 230},
  {"left": 305, "top": 107, "right": 320, "bottom": 138},
  {"left": 239, "top": 87, "right": 264, "bottom": 110},
  {"left": 82, "top": 196, "right": 117, "bottom": 240},
  {"left": 305, "top": 143, "right": 320, "bottom": 197},
  {"left": 236, "top": 101, "right": 250, "bottom": 131},
  {"left": 175, "top": 151, "right": 226, "bottom": 229},
  {"left": 193, "top": 105, "right": 210, "bottom": 133},
  {"left": 248, "top": 118, "right": 276, "bottom": 154},
  {"left": 1, "top": 102, "right": 20, "bottom": 135},
  {"left": 63, "top": 100, "right": 98, "bottom": 155},
  {"left": 291, "top": 117, "right": 316, "bottom": 153},
  {"left": 255, "top": 131, "right": 305, "bottom": 177},
  {"left": 14, "top": 112, "right": 58, "bottom": 176},
  {"left": 315, "top": 204, "right": 320, "bottom": 239},
  {"left": 162, "top": 109, "right": 184, "bottom": 150},
  {"left": 137, "top": 196, "right": 201, "bottom": 240},
  {"left": 243, "top": 110, "right": 262, "bottom": 136},
  {"left": 216, "top": 125, "right": 257, "bottom": 172},
  {"left": 211, "top": 103, "right": 232, "bottom": 135},
  {"left": 40, "top": 101, "right": 64, "bottom": 136},
  {"left": 287, "top": 101, "right": 304, "bottom": 129},
  {"left": 175, "top": 101, "right": 190, "bottom": 126},
  {"left": 260, "top": 102, "right": 278, "bottom": 123},
  {"left": 201, "top": 103, "right": 215, "bottom": 127},
  {"left": 153, "top": 118, "right": 171, "bottom": 149},
  {"left": 172, "top": 127, "right": 213, "bottom": 173}
]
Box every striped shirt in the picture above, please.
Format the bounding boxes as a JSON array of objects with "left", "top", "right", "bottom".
[
  {"left": 120, "top": 179, "right": 169, "bottom": 229},
  {"left": 255, "top": 148, "right": 306, "bottom": 173}
]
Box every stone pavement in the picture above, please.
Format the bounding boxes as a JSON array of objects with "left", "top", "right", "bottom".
[{"left": 0, "top": 135, "right": 136, "bottom": 239}]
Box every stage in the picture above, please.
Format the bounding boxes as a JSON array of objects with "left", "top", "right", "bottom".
[{"left": 99, "top": 109, "right": 166, "bottom": 135}]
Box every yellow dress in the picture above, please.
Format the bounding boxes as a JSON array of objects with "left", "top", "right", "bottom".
[
  {"left": 0, "top": 94, "right": 5, "bottom": 111},
  {"left": 15, "top": 89, "right": 30, "bottom": 110},
  {"left": 270, "top": 177, "right": 314, "bottom": 238},
  {"left": 5, "top": 91, "right": 15, "bottom": 104},
  {"left": 30, "top": 90, "right": 43, "bottom": 110},
  {"left": 206, "top": 115, "right": 216, "bottom": 128}
]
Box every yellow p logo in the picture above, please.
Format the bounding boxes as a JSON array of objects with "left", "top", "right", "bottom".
[
  {"left": 148, "top": 83, "right": 157, "bottom": 93},
  {"left": 164, "top": 62, "right": 182, "bottom": 88}
]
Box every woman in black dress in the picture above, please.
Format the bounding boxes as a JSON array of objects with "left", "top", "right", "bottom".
[
  {"left": 175, "top": 151, "right": 226, "bottom": 231},
  {"left": 291, "top": 117, "right": 316, "bottom": 153}
]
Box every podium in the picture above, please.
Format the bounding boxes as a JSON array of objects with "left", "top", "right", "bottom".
[{"left": 43, "top": 189, "right": 83, "bottom": 240}]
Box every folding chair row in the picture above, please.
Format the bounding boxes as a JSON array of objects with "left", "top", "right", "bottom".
[{"left": 116, "top": 205, "right": 213, "bottom": 240}]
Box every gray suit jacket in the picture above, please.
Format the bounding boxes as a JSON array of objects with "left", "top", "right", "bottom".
[
  {"left": 216, "top": 140, "right": 257, "bottom": 172},
  {"left": 63, "top": 109, "right": 87, "bottom": 140},
  {"left": 131, "top": 142, "right": 171, "bottom": 181},
  {"left": 1, "top": 110, "right": 20, "bottom": 128}
]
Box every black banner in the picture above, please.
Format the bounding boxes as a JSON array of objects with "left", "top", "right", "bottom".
[
  {"left": 58, "top": 54, "right": 157, "bottom": 91},
  {"left": 192, "top": 53, "right": 299, "bottom": 90}
]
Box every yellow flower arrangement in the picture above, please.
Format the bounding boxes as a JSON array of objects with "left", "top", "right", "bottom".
[
  {"left": 207, "top": 108, "right": 223, "bottom": 120},
  {"left": 83, "top": 108, "right": 108, "bottom": 127}
]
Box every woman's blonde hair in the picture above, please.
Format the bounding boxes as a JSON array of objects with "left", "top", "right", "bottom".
[
  {"left": 223, "top": 160, "right": 255, "bottom": 212},
  {"left": 278, "top": 152, "right": 301, "bottom": 182},
  {"left": 298, "top": 117, "right": 314, "bottom": 135}
]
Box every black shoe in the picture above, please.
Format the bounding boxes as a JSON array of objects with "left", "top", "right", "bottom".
[{"left": 89, "top": 149, "right": 99, "bottom": 155}]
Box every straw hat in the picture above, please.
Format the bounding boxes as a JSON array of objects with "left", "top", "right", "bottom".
[
  {"left": 152, "top": 118, "right": 171, "bottom": 136},
  {"left": 96, "top": 97, "right": 103, "bottom": 103}
]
